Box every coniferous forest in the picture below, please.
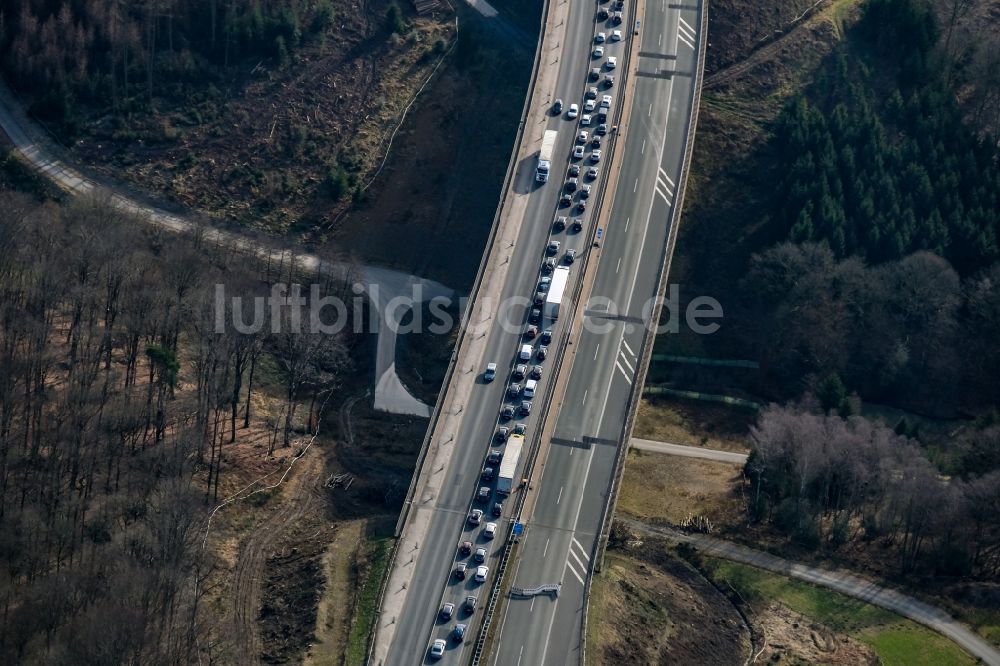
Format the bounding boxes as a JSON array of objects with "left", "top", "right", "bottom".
[{"left": 772, "top": 0, "right": 1000, "bottom": 272}]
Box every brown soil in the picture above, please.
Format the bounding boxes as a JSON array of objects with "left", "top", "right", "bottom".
[
  {"left": 704, "top": 0, "right": 832, "bottom": 75},
  {"left": 68, "top": 1, "right": 454, "bottom": 234},
  {"left": 590, "top": 547, "right": 750, "bottom": 665},
  {"left": 328, "top": 23, "right": 535, "bottom": 288},
  {"left": 228, "top": 448, "right": 333, "bottom": 666},
  {"left": 305, "top": 519, "right": 367, "bottom": 666},
  {"left": 754, "top": 603, "right": 880, "bottom": 665}
]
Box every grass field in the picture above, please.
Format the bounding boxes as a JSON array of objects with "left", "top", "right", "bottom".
[
  {"left": 617, "top": 449, "right": 745, "bottom": 526},
  {"left": 701, "top": 558, "right": 979, "bottom": 666},
  {"left": 632, "top": 397, "right": 752, "bottom": 453}
]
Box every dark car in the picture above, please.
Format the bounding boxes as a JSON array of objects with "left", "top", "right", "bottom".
[
  {"left": 534, "top": 291, "right": 546, "bottom": 306},
  {"left": 565, "top": 249, "right": 577, "bottom": 264},
  {"left": 520, "top": 401, "right": 533, "bottom": 416},
  {"left": 513, "top": 423, "right": 527, "bottom": 436},
  {"left": 491, "top": 502, "right": 503, "bottom": 517},
  {"left": 589, "top": 67, "right": 600, "bottom": 81},
  {"left": 592, "top": 136, "right": 602, "bottom": 149},
  {"left": 568, "top": 164, "right": 581, "bottom": 177},
  {"left": 482, "top": 467, "right": 494, "bottom": 481},
  {"left": 464, "top": 596, "right": 478, "bottom": 613},
  {"left": 440, "top": 603, "right": 455, "bottom": 621},
  {"left": 565, "top": 178, "right": 578, "bottom": 192},
  {"left": 540, "top": 330, "right": 553, "bottom": 345},
  {"left": 529, "top": 308, "right": 541, "bottom": 323},
  {"left": 571, "top": 218, "right": 584, "bottom": 232},
  {"left": 488, "top": 450, "right": 502, "bottom": 465},
  {"left": 577, "top": 200, "right": 588, "bottom": 212},
  {"left": 615, "top": 0, "right": 624, "bottom": 9},
  {"left": 552, "top": 98, "right": 563, "bottom": 114},
  {"left": 560, "top": 194, "right": 572, "bottom": 208},
  {"left": 598, "top": 8, "right": 610, "bottom": 19},
  {"left": 554, "top": 216, "right": 567, "bottom": 231},
  {"left": 513, "top": 364, "right": 527, "bottom": 380},
  {"left": 459, "top": 540, "right": 473, "bottom": 556},
  {"left": 542, "top": 258, "right": 556, "bottom": 273},
  {"left": 604, "top": 75, "right": 615, "bottom": 88},
  {"left": 495, "top": 426, "right": 509, "bottom": 442},
  {"left": 580, "top": 185, "right": 592, "bottom": 199},
  {"left": 501, "top": 405, "right": 515, "bottom": 420},
  {"left": 454, "top": 563, "right": 467, "bottom": 580},
  {"left": 508, "top": 382, "right": 520, "bottom": 398},
  {"left": 477, "top": 486, "right": 491, "bottom": 502},
  {"left": 524, "top": 324, "right": 538, "bottom": 338},
  {"left": 537, "top": 346, "right": 548, "bottom": 360},
  {"left": 613, "top": 10, "right": 623, "bottom": 23},
  {"left": 530, "top": 364, "right": 543, "bottom": 380},
  {"left": 452, "top": 623, "right": 467, "bottom": 643}
]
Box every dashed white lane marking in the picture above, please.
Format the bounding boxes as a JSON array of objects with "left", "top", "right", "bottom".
[
  {"left": 556, "top": 486, "right": 564, "bottom": 504},
  {"left": 594, "top": 343, "right": 600, "bottom": 360},
  {"left": 616, "top": 256, "right": 622, "bottom": 273}
]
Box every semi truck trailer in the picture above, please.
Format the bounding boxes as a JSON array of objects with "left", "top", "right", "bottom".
[
  {"left": 497, "top": 434, "right": 524, "bottom": 495},
  {"left": 536, "top": 130, "right": 558, "bottom": 183},
  {"left": 543, "top": 266, "right": 570, "bottom": 320}
]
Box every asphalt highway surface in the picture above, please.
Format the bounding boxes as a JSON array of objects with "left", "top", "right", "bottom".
[
  {"left": 490, "top": 1, "right": 704, "bottom": 664},
  {"left": 383, "top": 0, "right": 703, "bottom": 662}
]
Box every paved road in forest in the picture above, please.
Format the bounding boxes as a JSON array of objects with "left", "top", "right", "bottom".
[{"left": 621, "top": 518, "right": 1000, "bottom": 666}]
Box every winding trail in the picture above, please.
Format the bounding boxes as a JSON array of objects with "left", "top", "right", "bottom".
[
  {"left": 0, "top": 80, "right": 451, "bottom": 416},
  {"left": 230, "top": 450, "right": 328, "bottom": 666},
  {"left": 619, "top": 518, "right": 1000, "bottom": 666}
]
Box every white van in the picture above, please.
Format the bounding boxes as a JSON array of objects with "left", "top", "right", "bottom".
[
  {"left": 523, "top": 379, "right": 538, "bottom": 398},
  {"left": 519, "top": 344, "right": 532, "bottom": 361}
]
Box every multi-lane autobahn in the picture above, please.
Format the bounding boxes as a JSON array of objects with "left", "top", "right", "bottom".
[
  {"left": 491, "top": 0, "right": 705, "bottom": 662},
  {"left": 377, "top": 0, "right": 704, "bottom": 661}
]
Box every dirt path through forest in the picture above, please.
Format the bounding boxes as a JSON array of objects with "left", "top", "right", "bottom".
[{"left": 230, "top": 449, "right": 328, "bottom": 665}]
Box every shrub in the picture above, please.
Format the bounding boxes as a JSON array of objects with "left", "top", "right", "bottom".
[
  {"left": 327, "top": 164, "right": 350, "bottom": 200},
  {"left": 385, "top": 2, "right": 406, "bottom": 35}
]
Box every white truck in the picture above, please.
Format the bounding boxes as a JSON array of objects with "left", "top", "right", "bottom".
[
  {"left": 497, "top": 434, "right": 525, "bottom": 495},
  {"left": 536, "top": 130, "right": 558, "bottom": 183},
  {"left": 543, "top": 266, "right": 570, "bottom": 320}
]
